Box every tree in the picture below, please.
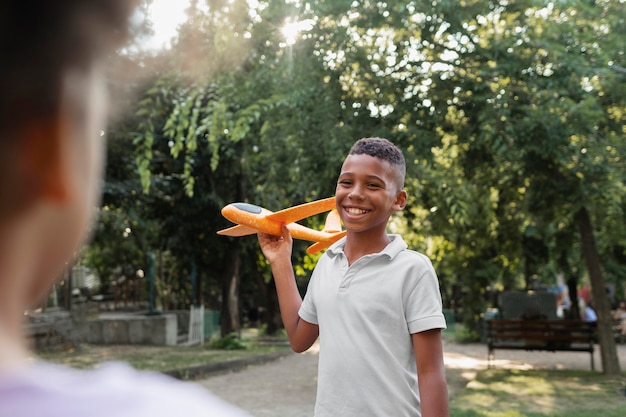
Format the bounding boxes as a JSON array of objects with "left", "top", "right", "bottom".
[
  {"left": 105, "top": 1, "right": 625, "bottom": 367},
  {"left": 130, "top": 0, "right": 364, "bottom": 334},
  {"left": 293, "top": 0, "right": 625, "bottom": 372},
  {"left": 406, "top": 0, "right": 625, "bottom": 374}
]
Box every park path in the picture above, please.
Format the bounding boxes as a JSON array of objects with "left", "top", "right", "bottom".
[
  {"left": 198, "top": 343, "right": 319, "bottom": 417},
  {"left": 197, "top": 339, "right": 626, "bottom": 417}
]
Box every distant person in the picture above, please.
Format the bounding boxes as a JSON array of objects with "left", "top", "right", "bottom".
[
  {"left": 258, "top": 138, "right": 449, "bottom": 417},
  {"left": 583, "top": 301, "right": 597, "bottom": 322},
  {"left": 612, "top": 300, "right": 626, "bottom": 341},
  {"left": 555, "top": 285, "right": 570, "bottom": 318},
  {"left": 0, "top": 1, "right": 250, "bottom": 416}
]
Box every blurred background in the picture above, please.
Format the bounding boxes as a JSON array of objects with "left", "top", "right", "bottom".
[{"left": 30, "top": 1, "right": 625, "bottom": 370}]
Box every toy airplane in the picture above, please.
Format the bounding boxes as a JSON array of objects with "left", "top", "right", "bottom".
[{"left": 217, "top": 197, "right": 346, "bottom": 254}]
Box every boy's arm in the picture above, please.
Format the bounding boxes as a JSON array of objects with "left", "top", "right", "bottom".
[
  {"left": 412, "top": 329, "right": 449, "bottom": 417},
  {"left": 258, "top": 226, "right": 319, "bottom": 352}
]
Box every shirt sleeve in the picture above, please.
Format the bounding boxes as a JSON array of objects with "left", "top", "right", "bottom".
[
  {"left": 404, "top": 254, "right": 447, "bottom": 334},
  {"left": 298, "top": 261, "right": 321, "bottom": 325}
]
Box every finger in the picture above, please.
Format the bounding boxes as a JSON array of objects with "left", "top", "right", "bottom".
[
  {"left": 281, "top": 224, "right": 292, "bottom": 244},
  {"left": 257, "top": 232, "right": 273, "bottom": 245},
  {"left": 258, "top": 231, "right": 283, "bottom": 245}
]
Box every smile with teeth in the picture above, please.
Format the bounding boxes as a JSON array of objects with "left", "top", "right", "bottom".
[{"left": 346, "top": 207, "right": 368, "bottom": 215}]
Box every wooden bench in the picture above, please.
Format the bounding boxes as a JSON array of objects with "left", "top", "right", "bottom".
[{"left": 486, "top": 319, "right": 596, "bottom": 370}]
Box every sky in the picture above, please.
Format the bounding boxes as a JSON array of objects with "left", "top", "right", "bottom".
[
  {"left": 139, "top": 0, "right": 308, "bottom": 51},
  {"left": 141, "top": 0, "right": 190, "bottom": 51}
]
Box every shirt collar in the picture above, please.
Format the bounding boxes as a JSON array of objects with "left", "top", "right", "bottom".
[{"left": 326, "top": 234, "right": 407, "bottom": 260}]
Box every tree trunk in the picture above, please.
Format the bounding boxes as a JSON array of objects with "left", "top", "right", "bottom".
[
  {"left": 566, "top": 276, "right": 580, "bottom": 320},
  {"left": 255, "top": 272, "right": 281, "bottom": 335},
  {"left": 576, "top": 207, "right": 621, "bottom": 375},
  {"left": 220, "top": 247, "right": 241, "bottom": 336}
]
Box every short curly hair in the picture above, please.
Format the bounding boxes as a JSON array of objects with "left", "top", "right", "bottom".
[{"left": 348, "top": 137, "right": 406, "bottom": 188}]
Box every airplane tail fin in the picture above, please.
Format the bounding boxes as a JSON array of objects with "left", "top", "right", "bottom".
[
  {"left": 306, "top": 210, "right": 345, "bottom": 254},
  {"left": 321, "top": 209, "right": 342, "bottom": 233}
]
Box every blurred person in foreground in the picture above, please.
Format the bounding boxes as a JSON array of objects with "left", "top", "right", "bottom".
[{"left": 0, "top": 1, "right": 250, "bottom": 416}]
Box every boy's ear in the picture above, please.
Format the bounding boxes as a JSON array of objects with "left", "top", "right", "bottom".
[
  {"left": 17, "top": 115, "right": 70, "bottom": 202},
  {"left": 393, "top": 189, "right": 407, "bottom": 211}
]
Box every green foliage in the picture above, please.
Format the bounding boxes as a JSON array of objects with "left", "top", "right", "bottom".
[
  {"left": 80, "top": 207, "right": 145, "bottom": 290},
  {"left": 209, "top": 333, "right": 250, "bottom": 350},
  {"left": 454, "top": 325, "right": 481, "bottom": 344},
  {"left": 97, "top": 0, "right": 626, "bottom": 351}
]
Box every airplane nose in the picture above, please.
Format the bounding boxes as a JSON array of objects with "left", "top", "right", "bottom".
[{"left": 221, "top": 202, "right": 263, "bottom": 223}]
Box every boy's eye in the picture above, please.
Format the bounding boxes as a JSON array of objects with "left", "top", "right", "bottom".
[
  {"left": 367, "top": 183, "right": 381, "bottom": 188},
  {"left": 338, "top": 180, "right": 352, "bottom": 186}
]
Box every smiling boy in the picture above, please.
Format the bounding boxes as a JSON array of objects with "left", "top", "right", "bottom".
[{"left": 258, "top": 137, "right": 449, "bottom": 417}]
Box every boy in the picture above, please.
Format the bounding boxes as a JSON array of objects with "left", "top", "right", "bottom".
[
  {"left": 258, "top": 137, "right": 449, "bottom": 417},
  {"left": 0, "top": 1, "right": 249, "bottom": 416}
]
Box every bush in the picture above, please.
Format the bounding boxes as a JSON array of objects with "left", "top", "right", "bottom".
[
  {"left": 209, "top": 333, "right": 249, "bottom": 350},
  {"left": 455, "top": 324, "right": 481, "bottom": 343}
]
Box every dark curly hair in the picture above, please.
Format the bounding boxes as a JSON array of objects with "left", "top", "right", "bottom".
[
  {"left": 0, "top": 0, "right": 135, "bottom": 135},
  {"left": 348, "top": 137, "right": 406, "bottom": 187}
]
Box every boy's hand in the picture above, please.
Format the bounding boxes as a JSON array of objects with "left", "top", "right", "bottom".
[{"left": 258, "top": 225, "right": 292, "bottom": 265}]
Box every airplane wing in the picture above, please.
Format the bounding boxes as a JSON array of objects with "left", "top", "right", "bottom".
[
  {"left": 216, "top": 224, "right": 258, "bottom": 237},
  {"left": 265, "top": 197, "right": 336, "bottom": 225}
]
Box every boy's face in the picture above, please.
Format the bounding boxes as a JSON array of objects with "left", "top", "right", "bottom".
[{"left": 335, "top": 153, "right": 406, "bottom": 235}]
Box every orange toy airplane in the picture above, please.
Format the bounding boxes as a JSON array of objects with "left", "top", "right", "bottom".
[{"left": 217, "top": 197, "right": 346, "bottom": 254}]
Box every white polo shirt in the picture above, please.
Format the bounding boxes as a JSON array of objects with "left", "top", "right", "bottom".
[{"left": 299, "top": 235, "right": 446, "bottom": 417}]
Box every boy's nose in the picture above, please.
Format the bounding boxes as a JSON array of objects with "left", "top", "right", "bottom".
[{"left": 348, "top": 185, "right": 365, "bottom": 200}]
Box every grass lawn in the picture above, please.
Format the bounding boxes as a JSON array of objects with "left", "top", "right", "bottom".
[
  {"left": 37, "top": 343, "right": 289, "bottom": 372},
  {"left": 36, "top": 326, "right": 626, "bottom": 416},
  {"left": 445, "top": 324, "right": 626, "bottom": 416},
  {"left": 36, "top": 329, "right": 291, "bottom": 374},
  {"left": 450, "top": 368, "right": 626, "bottom": 417}
]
